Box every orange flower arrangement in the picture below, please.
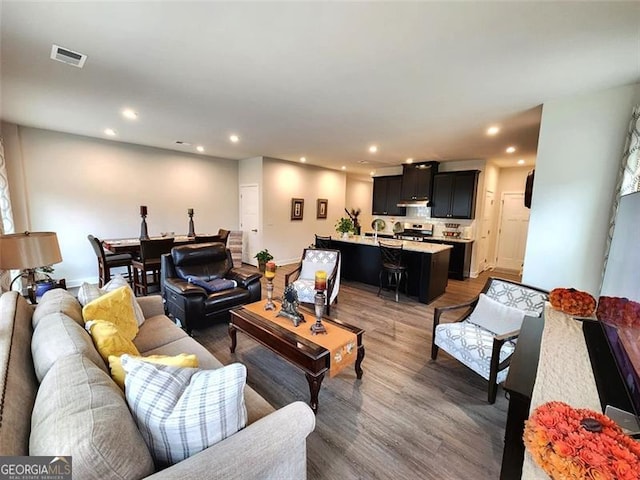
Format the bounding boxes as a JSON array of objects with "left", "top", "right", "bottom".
[
  {"left": 549, "top": 288, "right": 597, "bottom": 317},
  {"left": 524, "top": 401, "right": 640, "bottom": 480}
]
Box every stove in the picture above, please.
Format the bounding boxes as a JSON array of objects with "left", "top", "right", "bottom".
[{"left": 395, "top": 223, "right": 434, "bottom": 242}]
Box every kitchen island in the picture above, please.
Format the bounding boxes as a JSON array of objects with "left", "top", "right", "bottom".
[{"left": 330, "top": 236, "right": 451, "bottom": 304}]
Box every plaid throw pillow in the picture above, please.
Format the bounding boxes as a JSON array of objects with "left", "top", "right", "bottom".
[{"left": 121, "top": 356, "right": 247, "bottom": 466}]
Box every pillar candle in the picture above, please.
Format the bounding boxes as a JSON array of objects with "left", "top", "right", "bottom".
[
  {"left": 315, "top": 270, "right": 327, "bottom": 291},
  {"left": 140, "top": 205, "right": 147, "bottom": 216},
  {"left": 265, "top": 261, "right": 276, "bottom": 279},
  {"left": 188, "top": 208, "right": 194, "bottom": 215}
]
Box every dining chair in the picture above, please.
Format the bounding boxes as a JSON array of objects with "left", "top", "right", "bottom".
[
  {"left": 87, "top": 235, "right": 133, "bottom": 287},
  {"left": 431, "top": 277, "right": 548, "bottom": 403},
  {"left": 377, "top": 241, "right": 408, "bottom": 302},
  {"left": 194, "top": 235, "right": 221, "bottom": 243},
  {"left": 132, "top": 238, "right": 175, "bottom": 296}
]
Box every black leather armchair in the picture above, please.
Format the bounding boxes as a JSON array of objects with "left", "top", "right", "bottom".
[{"left": 161, "top": 243, "right": 262, "bottom": 334}]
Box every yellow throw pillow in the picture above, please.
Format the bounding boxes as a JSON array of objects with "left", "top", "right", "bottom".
[
  {"left": 83, "top": 286, "right": 138, "bottom": 340},
  {"left": 86, "top": 320, "right": 140, "bottom": 364},
  {"left": 108, "top": 354, "right": 199, "bottom": 390}
]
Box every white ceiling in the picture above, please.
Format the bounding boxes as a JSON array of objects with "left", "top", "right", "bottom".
[{"left": 1, "top": 2, "right": 639, "bottom": 176}]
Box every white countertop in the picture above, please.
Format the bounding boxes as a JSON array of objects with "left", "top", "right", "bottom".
[
  {"left": 427, "top": 235, "right": 474, "bottom": 244},
  {"left": 362, "top": 231, "right": 474, "bottom": 244},
  {"left": 334, "top": 235, "right": 452, "bottom": 254}
]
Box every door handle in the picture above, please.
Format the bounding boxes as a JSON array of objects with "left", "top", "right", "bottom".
[{"left": 251, "top": 229, "right": 258, "bottom": 232}]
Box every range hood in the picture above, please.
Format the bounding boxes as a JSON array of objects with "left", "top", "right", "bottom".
[{"left": 397, "top": 199, "right": 430, "bottom": 207}]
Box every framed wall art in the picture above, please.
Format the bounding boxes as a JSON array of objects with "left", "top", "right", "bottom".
[
  {"left": 291, "top": 198, "right": 304, "bottom": 220},
  {"left": 317, "top": 199, "right": 328, "bottom": 219}
]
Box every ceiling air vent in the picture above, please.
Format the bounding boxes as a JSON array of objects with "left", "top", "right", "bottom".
[
  {"left": 175, "top": 141, "right": 192, "bottom": 146},
  {"left": 50, "top": 45, "right": 87, "bottom": 68}
]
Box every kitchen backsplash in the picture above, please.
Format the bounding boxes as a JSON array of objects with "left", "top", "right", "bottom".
[{"left": 370, "top": 206, "right": 476, "bottom": 240}]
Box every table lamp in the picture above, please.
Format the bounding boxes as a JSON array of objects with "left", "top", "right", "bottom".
[{"left": 0, "top": 232, "right": 63, "bottom": 296}]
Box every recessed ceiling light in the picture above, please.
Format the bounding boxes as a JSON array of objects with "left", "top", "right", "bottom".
[
  {"left": 517, "top": 159, "right": 525, "bottom": 165},
  {"left": 369, "top": 145, "right": 378, "bottom": 153},
  {"left": 300, "top": 157, "right": 306, "bottom": 163},
  {"left": 196, "top": 146, "right": 205, "bottom": 153},
  {"left": 229, "top": 134, "right": 240, "bottom": 143},
  {"left": 104, "top": 128, "right": 116, "bottom": 136},
  {"left": 487, "top": 126, "right": 500, "bottom": 136},
  {"left": 406, "top": 158, "right": 414, "bottom": 164},
  {"left": 506, "top": 146, "right": 516, "bottom": 154},
  {"left": 370, "top": 171, "right": 375, "bottom": 176},
  {"left": 122, "top": 109, "right": 138, "bottom": 120},
  {"left": 341, "top": 166, "right": 346, "bottom": 170}
]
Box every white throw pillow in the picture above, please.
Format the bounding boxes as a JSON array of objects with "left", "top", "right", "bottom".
[
  {"left": 467, "top": 293, "right": 526, "bottom": 336},
  {"left": 121, "top": 356, "right": 247, "bottom": 467},
  {"left": 78, "top": 275, "right": 145, "bottom": 326}
]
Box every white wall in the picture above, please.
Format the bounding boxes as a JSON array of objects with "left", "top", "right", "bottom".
[
  {"left": 523, "top": 82, "right": 640, "bottom": 294},
  {"left": 2, "top": 125, "right": 239, "bottom": 285},
  {"left": 262, "top": 157, "right": 346, "bottom": 265},
  {"left": 345, "top": 176, "right": 373, "bottom": 233}
]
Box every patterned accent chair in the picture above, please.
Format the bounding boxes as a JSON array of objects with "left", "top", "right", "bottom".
[
  {"left": 284, "top": 249, "right": 341, "bottom": 315},
  {"left": 431, "top": 277, "right": 548, "bottom": 403}
]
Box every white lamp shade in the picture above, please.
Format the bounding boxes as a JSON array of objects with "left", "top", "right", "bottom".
[{"left": 0, "top": 232, "right": 63, "bottom": 270}]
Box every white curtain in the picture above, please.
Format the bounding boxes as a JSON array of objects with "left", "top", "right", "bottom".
[
  {"left": 0, "top": 137, "right": 16, "bottom": 291},
  {"left": 602, "top": 105, "right": 640, "bottom": 281}
]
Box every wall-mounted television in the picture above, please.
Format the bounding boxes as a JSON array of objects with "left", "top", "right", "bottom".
[{"left": 593, "top": 190, "right": 640, "bottom": 434}]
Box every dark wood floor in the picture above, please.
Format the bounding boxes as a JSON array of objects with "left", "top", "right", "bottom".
[{"left": 194, "top": 266, "right": 520, "bottom": 480}]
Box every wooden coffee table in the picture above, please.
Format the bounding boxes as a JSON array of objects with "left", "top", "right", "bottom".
[{"left": 229, "top": 302, "right": 365, "bottom": 413}]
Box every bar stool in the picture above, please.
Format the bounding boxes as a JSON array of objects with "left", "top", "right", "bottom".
[
  {"left": 132, "top": 238, "right": 175, "bottom": 296},
  {"left": 87, "top": 235, "right": 133, "bottom": 287},
  {"left": 378, "top": 241, "right": 408, "bottom": 302},
  {"left": 314, "top": 234, "right": 332, "bottom": 249}
]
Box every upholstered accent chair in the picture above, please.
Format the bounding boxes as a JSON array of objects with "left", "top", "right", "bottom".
[
  {"left": 285, "top": 249, "right": 341, "bottom": 315},
  {"left": 87, "top": 234, "right": 133, "bottom": 287},
  {"left": 431, "top": 277, "right": 548, "bottom": 403},
  {"left": 161, "top": 243, "right": 261, "bottom": 334}
]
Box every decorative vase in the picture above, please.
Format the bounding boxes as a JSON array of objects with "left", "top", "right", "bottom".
[
  {"left": 342, "top": 232, "right": 349, "bottom": 239},
  {"left": 35, "top": 280, "right": 56, "bottom": 297},
  {"left": 258, "top": 260, "right": 266, "bottom": 273}
]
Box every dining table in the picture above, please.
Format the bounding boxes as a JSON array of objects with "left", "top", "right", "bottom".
[{"left": 102, "top": 235, "right": 195, "bottom": 255}]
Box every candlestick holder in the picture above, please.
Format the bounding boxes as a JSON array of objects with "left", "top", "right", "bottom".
[
  {"left": 187, "top": 211, "right": 195, "bottom": 237},
  {"left": 264, "top": 278, "right": 276, "bottom": 310},
  {"left": 311, "top": 291, "right": 327, "bottom": 335},
  {"left": 140, "top": 214, "right": 149, "bottom": 240}
]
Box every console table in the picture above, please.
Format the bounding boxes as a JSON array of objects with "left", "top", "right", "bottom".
[
  {"left": 501, "top": 304, "right": 602, "bottom": 479},
  {"left": 500, "top": 315, "right": 543, "bottom": 479}
]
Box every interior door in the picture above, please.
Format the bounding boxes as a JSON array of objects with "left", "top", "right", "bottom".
[
  {"left": 239, "top": 184, "right": 260, "bottom": 265},
  {"left": 495, "top": 192, "right": 530, "bottom": 272},
  {"left": 477, "top": 190, "right": 495, "bottom": 272}
]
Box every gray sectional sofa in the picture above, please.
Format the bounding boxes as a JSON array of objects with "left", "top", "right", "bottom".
[{"left": 0, "top": 289, "right": 315, "bottom": 479}]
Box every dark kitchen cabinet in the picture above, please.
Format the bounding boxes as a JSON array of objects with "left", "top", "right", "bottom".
[
  {"left": 431, "top": 170, "right": 479, "bottom": 219},
  {"left": 400, "top": 162, "right": 438, "bottom": 201},
  {"left": 372, "top": 176, "right": 406, "bottom": 216},
  {"left": 424, "top": 240, "right": 473, "bottom": 280}
]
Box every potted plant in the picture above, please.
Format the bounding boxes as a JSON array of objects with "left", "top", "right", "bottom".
[
  {"left": 254, "top": 249, "right": 274, "bottom": 273},
  {"left": 335, "top": 217, "right": 354, "bottom": 238}
]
